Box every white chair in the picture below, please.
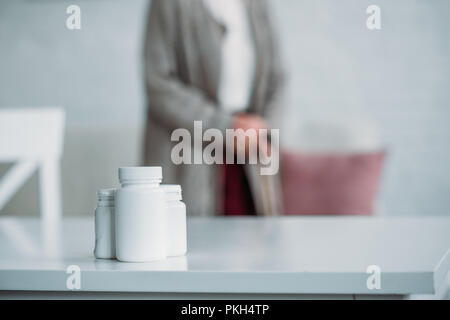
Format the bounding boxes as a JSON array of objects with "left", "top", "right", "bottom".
[{"left": 0, "top": 107, "right": 65, "bottom": 255}]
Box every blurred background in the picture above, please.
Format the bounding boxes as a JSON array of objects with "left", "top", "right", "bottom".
[{"left": 0, "top": 0, "right": 449, "bottom": 217}]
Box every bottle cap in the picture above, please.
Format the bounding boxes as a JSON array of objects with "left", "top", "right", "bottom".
[
  {"left": 119, "top": 166, "right": 162, "bottom": 183},
  {"left": 97, "top": 188, "right": 115, "bottom": 201}
]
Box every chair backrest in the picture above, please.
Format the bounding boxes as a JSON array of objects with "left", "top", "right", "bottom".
[
  {"left": 281, "top": 150, "right": 385, "bottom": 215},
  {"left": 0, "top": 107, "right": 65, "bottom": 213},
  {"left": 0, "top": 108, "right": 65, "bottom": 161}
]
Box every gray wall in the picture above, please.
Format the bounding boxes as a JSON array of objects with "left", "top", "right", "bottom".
[
  {"left": 275, "top": 0, "right": 450, "bottom": 216},
  {"left": 0, "top": 0, "right": 147, "bottom": 126},
  {"left": 0, "top": 0, "right": 449, "bottom": 216}
]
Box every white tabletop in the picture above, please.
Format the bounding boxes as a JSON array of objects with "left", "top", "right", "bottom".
[{"left": 0, "top": 216, "right": 449, "bottom": 295}]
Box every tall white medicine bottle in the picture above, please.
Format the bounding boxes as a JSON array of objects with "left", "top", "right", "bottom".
[
  {"left": 94, "top": 188, "right": 116, "bottom": 259},
  {"left": 161, "top": 184, "right": 187, "bottom": 257},
  {"left": 115, "top": 167, "right": 167, "bottom": 262}
]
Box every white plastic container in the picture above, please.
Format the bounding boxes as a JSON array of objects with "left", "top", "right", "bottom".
[
  {"left": 161, "top": 184, "right": 187, "bottom": 257},
  {"left": 115, "top": 166, "right": 167, "bottom": 262},
  {"left": 94, "top": 188, "right": 116, "bottom": 259}
]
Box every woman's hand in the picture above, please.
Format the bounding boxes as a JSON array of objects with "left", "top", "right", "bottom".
[{"left": 232, "top": 113, "right": 269, "bottom": 158}]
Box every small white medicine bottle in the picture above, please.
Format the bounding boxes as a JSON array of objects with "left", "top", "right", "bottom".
[
  {"left": 115, "top": 167, "right": 167, "bottom": 262},
  {"left": 161, "top": 184, "right": 187, "bottom": 257},
  {"left": 94, "top": 188, "right": 116, "bottom": 259}
]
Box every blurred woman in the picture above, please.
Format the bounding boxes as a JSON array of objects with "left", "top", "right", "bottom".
[{"left": 143, "top": 0, "right": 284, "bottom": 216}]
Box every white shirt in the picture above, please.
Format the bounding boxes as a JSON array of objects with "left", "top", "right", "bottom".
[{"left": 203, "top": 0, "right": 256, "bottom": 113}]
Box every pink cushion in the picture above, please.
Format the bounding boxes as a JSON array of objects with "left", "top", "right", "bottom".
[{"left": 280, "top": 151, "right": 385, "bottom": 215}]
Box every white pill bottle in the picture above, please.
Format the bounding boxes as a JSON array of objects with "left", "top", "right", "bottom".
[
  {"left": 94, "top": 188, "right": 116, "bottom": 259},
  {"left": 161, "top": 184, "right": 187, "bottom": 257},
  {"left": 115, "top": 167, "right": 167, "bottom": 262}
]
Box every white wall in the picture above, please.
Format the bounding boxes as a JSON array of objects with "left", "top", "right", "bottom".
[
  {"left": 0, "top": 0, "right": 449, "bottom": 216},
  {"left": 273, "top": 0, "right": 450, "bottom": 215},
  {"left": 0, "top": 0, "right": 147, "bottom": 127}
]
